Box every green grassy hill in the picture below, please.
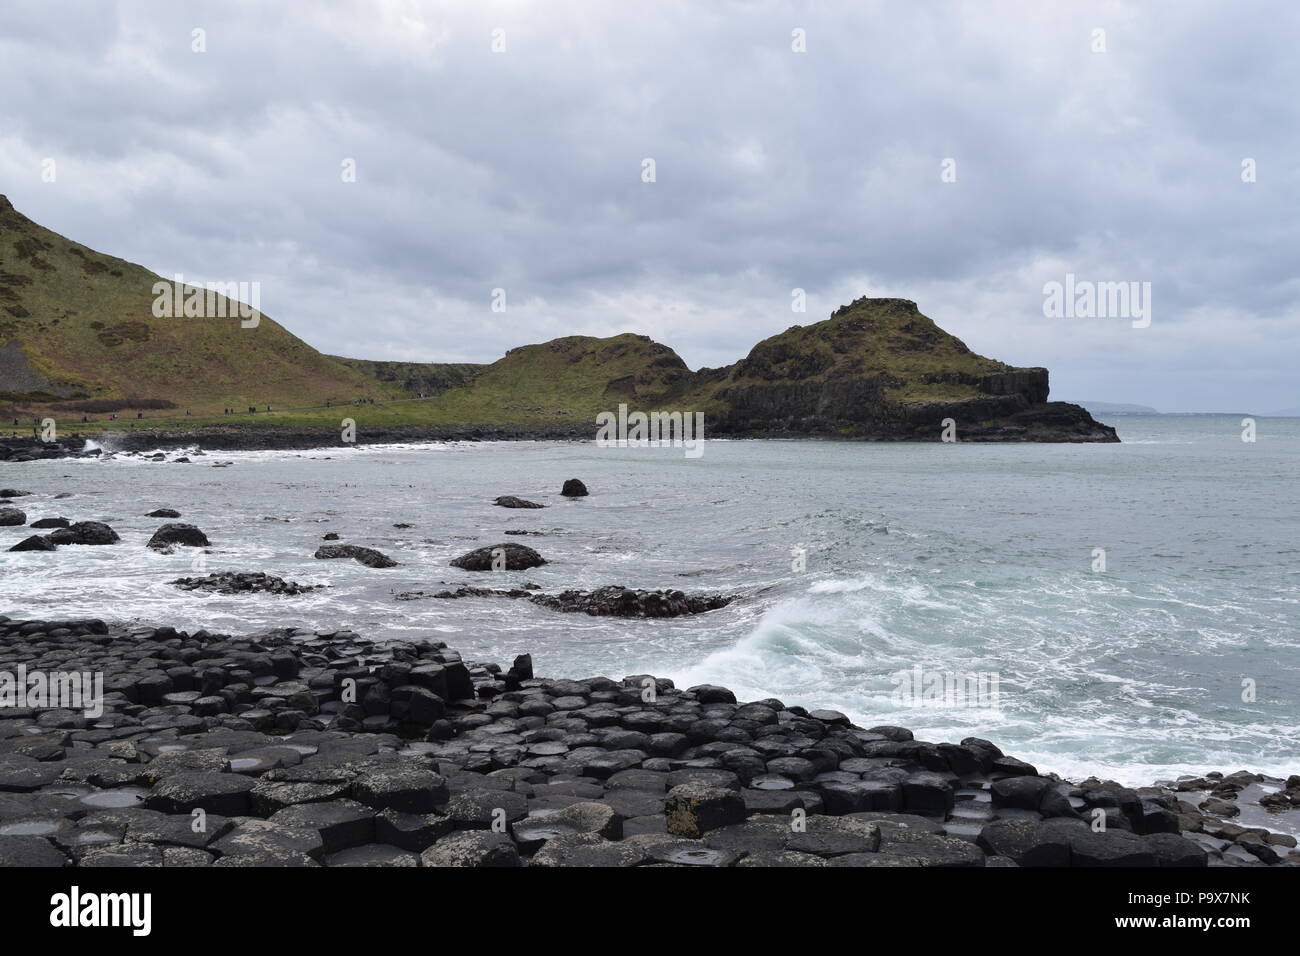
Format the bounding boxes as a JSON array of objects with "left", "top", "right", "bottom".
[
  {"left": 0, "top": 196, "right": 1113, "bottom": 441},
  {"left": 0, "top": 195, "right": 390, "bottom": 416},
  {"left": 718, "top": 296, "right": 1011, "bottom": 403}
]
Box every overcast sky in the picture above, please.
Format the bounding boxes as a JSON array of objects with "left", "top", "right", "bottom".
[{"left": 2, "top": 0, "right": 1296, "bottom": 412}]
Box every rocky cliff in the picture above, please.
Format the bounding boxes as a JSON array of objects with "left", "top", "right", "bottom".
[{"left": 701, "top": 297, "right": 1116, "bottom": 442}]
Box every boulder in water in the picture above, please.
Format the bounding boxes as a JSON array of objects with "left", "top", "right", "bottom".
[
  {"left": 30, "top": 517, "right": 69, "bottom": 529},
  {"left": 530, "top": 586, "right": 732, "bottom": 617},
  {"left": 8, "top": 535, "right": 55, "bottom": 552},
  {"left": 46, "top": 521, "right": 119, "bottom": 545},
  {"left": 147, "top": 523, "right": 211, "bottom": 549},
  {"left": 561, "top": 479, "right": 588, "bottom": 497},
  {"left": 494, "top": 496, "right": 545, "bottom": 509},
  {"left": 450, "top": 543, "right": 546, "bottom": 571},
  {"left": 0, "top": 507, "right": 26, "bottom": 526},
  {"left": 314, "top": 544, "right": 398, "bottom": 568},
  {"left": 146, "top": 508, "right": 181, "bottom": 518}
]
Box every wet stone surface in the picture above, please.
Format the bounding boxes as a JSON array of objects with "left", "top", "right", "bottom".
[{"left": 0, "top": 615, "right": 1294, "bottom": 867}]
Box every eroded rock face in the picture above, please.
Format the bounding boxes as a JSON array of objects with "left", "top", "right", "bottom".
[
  {"left": 314, "top": 544, "right": 398, "bottom": 568},
  {"left": 449, "top": 543, "right": 546, "bottom": 571},
  {"left": 147, "top": 522, "right": 210, "bottom": 549}
]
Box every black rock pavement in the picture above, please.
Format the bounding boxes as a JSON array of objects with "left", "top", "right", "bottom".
[{"left": 0, "top": 616, "right": 1293, "bottom": 868}]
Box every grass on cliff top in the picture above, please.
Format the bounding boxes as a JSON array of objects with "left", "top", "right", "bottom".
[{"left": 721, "top": 297, "right": 1010, "bottom": 404}]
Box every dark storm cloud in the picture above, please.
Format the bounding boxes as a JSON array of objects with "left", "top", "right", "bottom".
[{"left": 1, "top": 0, "right": 1296, "bottom": 410}]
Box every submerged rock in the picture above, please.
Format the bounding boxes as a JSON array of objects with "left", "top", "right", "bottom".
[
  {"left": 314, "top": 544, "right": 398, "bottom": 568},
  {"left": 29, "top": 517, "right": 69, "bottom": 529},
  {"left": 494, "top": 496, "right": 545, "bottom": 509},
  {"left": 428, "top": 583, "right": 732, "bottom": 617},
  {"left": 146, "top": 508, "right": 181, "bottom": 518},
  {"left": 0, "top": 507, "right": 26, "bottom": 526},
  {"left": 172, "top": 572, "right": 324, "bottom": 595},
  {"left": 533, "top": 586, "right": 732, "bottom": 617}
]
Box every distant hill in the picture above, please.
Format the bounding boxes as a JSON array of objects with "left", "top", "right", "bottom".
[{"left": 0, "top": 196, "right": 1115, "bottom": 441}]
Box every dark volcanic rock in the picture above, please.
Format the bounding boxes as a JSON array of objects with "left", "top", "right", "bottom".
[
  {"left": 147, "top": 523, "right": 211, "bottom": 549},
  {"left": 0, "top": 506, "right": 27, "bottom": 526},
  {"left": 561, "top": 479, "right": 589, "bottom": 497},
  {"left": 46, "top": 520, "right": 119, "bottom": 545},
  {"left": 449, "top": 542, "right": 546, "bottom": 571},
  {"left": 529, "top": 585, "right": 732, "bottom": 618},
  {"left": 9, "top": 534, "right": 55, "bottom": 552},
  {"left": 665, "top": 783, "right": 746, "bottom": 837},
  {"left": 314, "top": 544, "right": 398, "bottom": 568},
  {"left": 0, "top": 613, "right": 1282, "bottom": 870},
  {"left": 172, "top": 572, "right": 324, "bottom": 595},
  {"left": 29, "top": 517, "right": 69, "bottom": 529},
  {"left": 146, "top": 508, "right": 182, "bottom": 518},
  {"left": 494, "top": 496, "right": 545, "bottom": 509}
]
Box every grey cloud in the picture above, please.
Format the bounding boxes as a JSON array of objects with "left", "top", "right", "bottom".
[{"left": 1, "top": 0, "right": 1296, "bottom": 411}]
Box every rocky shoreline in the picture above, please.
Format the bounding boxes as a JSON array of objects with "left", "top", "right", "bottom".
[
  {"left": 0, "top": 616, "right": 1293, "bottom": 868},
  {"left": 1, "top": 412, "right": 1121, "bottom": 462}
]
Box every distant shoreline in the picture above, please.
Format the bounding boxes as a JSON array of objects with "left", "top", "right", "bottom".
[{"left": 1, "top": 420, "right": 1139, "bottom": 455}]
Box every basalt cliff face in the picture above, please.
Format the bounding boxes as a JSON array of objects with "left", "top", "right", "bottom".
[{"left": 700, "top": 297, "right": 1117, "bottom": 442}]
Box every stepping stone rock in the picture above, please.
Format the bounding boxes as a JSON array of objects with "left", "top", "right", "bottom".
[
  {"left": 351, "top": 765, "right": 448, "bottom": 813},
  {"left": 1067, "top": 828, "right": 1158, "bottom": 867},
  {"left": 212, "top": 820, "right": 326, "bottom": 860},
  {"left": 787, "top": 817, "right": 882, "bottom": 857},
  {"left": 1144, "top": 832, "right": 1209, "bottom": 867},
  {"left": 325, "top": 843, "right": 420, "bottom": 867},
  {"left": 529, "top": 833, "right": 647, "bottom": 867},
  {"left": 665, "top": 783, "right": 746, "bottom": 837},
  {"left": 420, "top": 831, "right": 520, "bottom": 867},
  {"left": 270, "top": 799, "right": 375, "bottom": 853},
  {"left": 976, "top": 818, "right": 1071, "bottom": 867},
  {"left": 0, "top": 835, "right": 69, "bottom": 867},
  {"left": 375, "top": 809, "right": 454, "bottom": 851},
  {"left": 143, "top": 772, "right": 256, "bottom": 816},
  {"left": 446, "top": 789, "right": 528, "bottom": 828}
]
